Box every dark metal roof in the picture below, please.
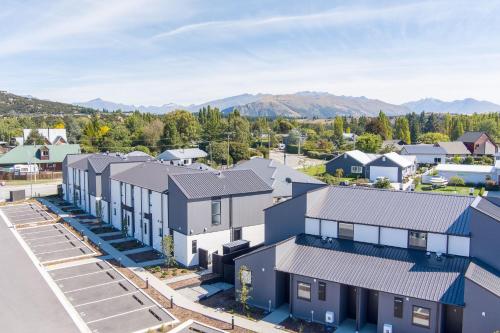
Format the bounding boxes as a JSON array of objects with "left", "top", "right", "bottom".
[
  {"left": 472, "top": 197, "right": 500, "bottom": 221},
  {"left": 110, "top": 162, "right": 200, "bottom": 193},
  {"left": 69, "top": 154, "right": 92, "bottom": 170},
  {"left": 465, "top": 261, "right": 500, "bottom": 297},
  {"left": 169, "top": 169, "right": 273, "bottom": 199},
  {"left": 457, "top": 131, "right": 488, "bottom": 143},
  {"left": 307, "top": 186, "right": 474, "bottom": 235},
  {"left": 276, "top": 234, "right": 468, "bottom": 305}
]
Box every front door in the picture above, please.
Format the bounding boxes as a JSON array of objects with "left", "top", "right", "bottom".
[
  {"left": 444, "top": 305, "right": 463, "bottom": 333},
  {"left": 198, "top": 248, "right": 209, "bottom": 269},
  {"left": 366, "top": 290, "right": 378, "bottom": 324},
  {"left": 347, "top": 286, "right": 357, "bottom": 320}
]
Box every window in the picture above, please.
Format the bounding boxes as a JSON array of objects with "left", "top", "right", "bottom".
[
  {"left": 158, "top": 227, "right": 163, "bottom": 237},
  {"left": 297, "top": 282, "right": 311, "bottom": 301},
  {"left": 113, "top": 208, "right": 116, "bottom": 216},
  {"left": 241, "top": 269, "right": 252, "bottom": 285},
  {"left": 434, "top": 157, "right": 441, "bottom": 163},
  {"left": 318, "top": 282, "right": 326, "bottom": 301},
  {"left": 144, "top": 222, "right": 147, "bottom": 234},
  {"left": 351, "top": 165, "right": 363, "bottom": 174},
  {"left": 394, "top": 297, "right": 403, "bottom": 318},
  {"left": 233, "top": 227, "right": 242, "bottom": 241},
  {"left": 409, "top": 231, "right": 427, "bottom": 250},
  {"left": 211, "top": 198, "right": 221, "bottom": 225},
  {"left": 338, "top": 222, "right": 354, "bottom": 240},
  {"left": 192, "top": 240, "right": 197, "bottom": 254},
  {"left": 412, "top": 306, "right": 430, "bottom": 328}
]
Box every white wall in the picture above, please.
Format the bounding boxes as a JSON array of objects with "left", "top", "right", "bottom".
[
  {"left": 438, "top": 170, "right": 491, "bottom": 185},
  {"left": 354, "top": 224, "right": 379, "bottom": 244},
  {"left": 448, "top": 236, "right": 470, "bottom": 257},
  {"left": 370, "top": 166, "right": 399, "bottom": 182},
  {"left": 320, "top": 220, "right": 338, "bottom": 238},
  {"left": 101, "top": 200, "right": 109, "bottom": 223},
  {"left": 427, "top": 233, "right": 447, "bottom": 254},
  {"left": 89, "top": 195, "right": 96, "bottom": 216},
  {"left": 242, "top": 224, "right": 265, "bottom": 245},
  {"left": 133, "top": 186, "right": 142, "bottom": 241},
  {"left": 174, "top": 229, "right": 231, "bottom": 267},
  {"left": 305, "top": 218, "right": 320, "bottom": 236},
  {"left": 413, "top": 154, "right": 446, "bottom": 164},
  {"left": 151, "top": 191, "right": 163, "bottom": 251},
  {"left": 111, "top": 180, "right": 121, "bottom": 229},
  {"left": 380, "top": 227, "right": 408, "bottom": 248}
]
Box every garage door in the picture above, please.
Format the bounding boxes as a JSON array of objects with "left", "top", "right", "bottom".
[{"left": 370, "top": 166, "right": 399, "bottom": 182}]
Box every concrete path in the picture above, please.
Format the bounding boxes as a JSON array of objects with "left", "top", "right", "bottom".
[
  {"left": 41, "top": 198, "right": 289, "bottom": 333},
  {"left": 261, "top": 304, "right": 290, "bottom": 325}
]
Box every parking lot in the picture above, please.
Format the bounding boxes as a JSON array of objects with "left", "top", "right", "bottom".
[
  {"left": 49, "top": 260, "right": 177, "bottom": 333},
  {"left": 17, "top": 223, "right": 95, "bottom": 263},
  {"left": 0, "top": 203, "right": 54, "bottom": 225}
]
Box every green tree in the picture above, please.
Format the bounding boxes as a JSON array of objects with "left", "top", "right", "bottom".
[
  {"left": 162, "top": 235, "right": 175, "bottom": 268},
  {"left": 25, "top": 130, "right": 46, "bottom": 145},
  {"left": 333, "top": 116, "right": 344, "bottom": 143},
  {"left": 229, "top": 142, "right": 250, "bottom": 162},
  {"left": 478, "top": 119, "right": 498, "bottom": 137},
  {"left": 162, "top": 110, "right": 200, "bottom": 148},
  {"left": 451, "top": 118, "right": 464, "bottom": 141},
  {"left": 355, "top": 133, "right": 382, "bottom": 153},
  {"left": 394, "top": 117, "right": 411, "bottom": 144},
  {"left": 449, "top": 176, "right": 465, "bottom": 187},
  {"left": 418, "top": 132, "right": 449, "bottom": 144},
  {"left": 374, "top": 178, "right": 391, "bottom": 189},
  {"left": 237, "top": 265, "right": 253, "bottom": 316},
  {"left": 377, "top": 111, "right": 392, "bottom": 140},
  {"left": 142, "top": 119, "right": 164, "bottom": 151}
]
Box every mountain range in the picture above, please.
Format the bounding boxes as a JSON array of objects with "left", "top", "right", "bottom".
[{"left": 75, "top": 92, "right": 500, "bottom": 117}]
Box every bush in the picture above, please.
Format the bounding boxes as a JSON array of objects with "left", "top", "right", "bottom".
[
  {"left": 305, "top": 150, "right": 334, "bottom": 160},
  {"left": 463, "top": 156, "right": 474, "bottom": 165},
  {"left": 479, "top": 187, "right": 485, "bottom": 197},
  {"left": 449, "top": 176, "right": 465, "bottom": 186},
  {"left": 286, "top": 144, "right": 299, "bottom": 154},
  {"left": 374, "top": 178, "right": 391, "bottom": 189},
  {"left": 485, "top": 180, "right": 499, "bottom": 191}
]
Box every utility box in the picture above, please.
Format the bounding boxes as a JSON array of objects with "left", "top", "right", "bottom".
[
  {"left": 222, "top": 239, "right": 249, "bottom": 255},
  {"left": 383, "top": 324, "right": 393, "bottom": 333},
  {"left": 10, "top": 190, "right": 25, "bottom": 202}
]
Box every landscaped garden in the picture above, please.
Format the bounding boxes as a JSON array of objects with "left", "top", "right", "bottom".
[
  {"left": 145, "top": 264, "right": 196, "bottom": 280},
  {"left": 110, "top": 239, "right": 145, "bottom": 251},
  {"left": 415, "top": 183, "right": 480, "bottom": 196},
  {"left": 90, "top": 225, "right": 119, "bottom": 234}
]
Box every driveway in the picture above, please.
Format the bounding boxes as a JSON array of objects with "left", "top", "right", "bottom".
[
  {"left": 269, "top": 150, "right": 324, "bottom": 169},
  {"left": 0, "top": 181, "right": 60, "bottom": 200}
]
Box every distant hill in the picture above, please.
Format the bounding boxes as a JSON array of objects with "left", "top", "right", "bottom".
[
  {"left": 403, "top": 98, "right": 500, "bottom": 114},
  {"left": 0, "top": 91, "right": 92, "bottom": 115},
  {"left": 74, "top": 98, "right": 182, "bottom": 114}
]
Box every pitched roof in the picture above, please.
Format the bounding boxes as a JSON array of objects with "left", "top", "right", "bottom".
[
  {"left": 169, "top": 169, "right": 273, "bottom": 199},
  {"left": 437, "top": 142, "right": 471, "bottom": 155},
  {"left": 472, "top": 197, "right": 500, "bottom": 221},
  {"left": 436, "top": 164, "right": 494, "bottom": 173},
  {"left": 69, "top": 153, "right": 153, "bottom": 172},
  {"left": 234, "top": 157, "right": 323, "bottom": 198},
  {"left": 306, "top": 186, "right": 474, "bottom": 235},
  {"left": 458, "top": 131, "right": 490, "bottom": 143},
  {"left": 0, "top": 144, "right": 80, "bottom": 164},
  {"left": 401, "top": 144, "right": 446, "bottom": 155},
  {"left": 276, "top": 234, "right": 468, "bottom": 305},
  {"left": 367, "top": 152, "right": 415, "bottom": 168},
  {"left": 23, "top": 128, "right": 67, "bottom": 145},
  {"left": 344, "top": 150, "right": 380, "bottom": 165},
  {"left": 110, "top": 162, "right": 200, "bottom": 193},
  {"left": 465, "top": 261, "right": 500, "bottom": 297},
  {"left": 157, "top": 148, "right": 207, "bottom": 161}
]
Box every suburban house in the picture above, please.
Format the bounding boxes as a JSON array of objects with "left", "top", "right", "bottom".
[
  {"left": 167, "top": 169, "right": 273, "bottom": 267},
  {"left": 157, "top": 148, "right": 207, "bottom": 166},
  {"left": 0, "top": 144, "right": 80, "bottom": 171},
  {"left": 382, "top": 139, "right": 406, "bottom": 152},
  {"left": 235, "top": 185, "right": 500, "bottom": 333},
  {"left": 401, "top": 142, "right": 471, "bottom": 164},
  {"left": 234, "top": 157, "right": 324, "bottom": 202},
  {"left": 436, "top": 141, "right": 471, "bottom": 159},
  {"left": 325, "top": 150, "right": 379, "bottom": 179},
  {"left": 457, "top": 131, "right": 498, "bottom": 155},
  {"left": 435, "top": 164, "right": 498, "bottom": 185},
  {"left": 366, "top": 152, "right": 416, "bottom": 183},
  {"left": 15, "top": 128, "right": 68, "bottom": 145}
]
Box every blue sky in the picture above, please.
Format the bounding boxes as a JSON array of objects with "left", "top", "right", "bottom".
[{"left": 1, "top": 0, "right": 500, "bottom": 105}]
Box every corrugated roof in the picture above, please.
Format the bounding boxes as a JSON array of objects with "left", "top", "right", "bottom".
[
  {"left": 436, "top": 164, "right": 494, "bottom": 173},
  {"left": 401, "top": 144, "right": 446, "bottom": 155},
  {"left": 307, "top": 186, "right": 474, "bottom": 235},
  {"left": 157, "top": 148, "right": 207, "bottom": 161},
  {"left": 437, "top": 142, "right": 471, "bottom": 155},
  {"left": 276, "top": 234, "right": 468, "bottom": 305},
  {"left": 0, "top": 144, "right": 81, "bottom": 164},
  {"left": 465, "top": 261, "right": 500, "bottom": 297},
  {"left": 345, "top": 150, "right": 379, "bottom": 165},
  {"left": 458, "top": 132, "right": 487, "bottom": 143},
  {"left": 169, "top": 169, "right": 273, "bottom": 199},
  {"left": 234, "top": 157, "right": 323, "bottom": 198},
  {"left": 472, "top": 197, "right": 500, "bottom": 221},
  {"left": 110, "top": 162, "right": 200, "bottom": 193},
  {"left": 88, "top": 154, "right": 152, "bottom": 173},
  {"left": 382, "top": 152, "right": 415, "bottom": 167}
]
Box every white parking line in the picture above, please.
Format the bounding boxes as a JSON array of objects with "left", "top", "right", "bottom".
[
  {"left": 54, "top": 268, "right": 114, "bottom": 282},
  {"left": 85, "top": 305, "right": 156, "bottom": 325},
  {"left": 31, "top": 239, "right": 75, "bottom": 248},
  {"left": 64, "top": 279, "right": 126, "bottom": 294},
  {"left": 35, "top": 245, "right": 85, "bottom": 256},
  {"left": 74, "top": 291, "right": 139, "bottom": 308}
]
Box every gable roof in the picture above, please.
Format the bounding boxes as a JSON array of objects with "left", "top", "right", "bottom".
[
  {"left": 401, "top": 144, "right": 446, "bottom": 155},
  {"left": 472, "top": 197, "right": 500, "bottom": 221},
  {"left": 344, "top": 150, "right": 380, "bottom": 165},
  {"left": 0, "top": 144, "right": 80, "bottom": 165},
  {"left": 22, "top": 128, "right": 68, "bottom": 145},
  {"left": 465, "top": 261, "right": 500, "bottom": 297},
  {"left": 458, "top": 131, "right": 492, "bottom": 143},
  {"left": 368, "top": 152, "right": 415, "bottom": 168},
  {"left": 169, "top": 169, "right": 273, "bottom": 199},
  {"left": 157, "top": 148, "right": 207, "bottom": 161},
  {"left": 437, "top": 141, "right": 471, "bottom": 155},
  {"left": 69, "top": 153, "right": 153, "bottom": 172},
  {"left": 234, "top": 157, "right": 323, "bottom": 198},
  {"left": 276, "top": 234, "right": 468, "bottom": 305},
  {"left": 306, "top": 186, "right": 474, "bottom": 235}
]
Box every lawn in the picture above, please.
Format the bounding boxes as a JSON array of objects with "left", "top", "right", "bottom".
[
  {"left": 415, "top": 183, "right": 480, "bottom": 196},
  {"left": 300, "top": 164, "right": 357, "bottom": 183}
]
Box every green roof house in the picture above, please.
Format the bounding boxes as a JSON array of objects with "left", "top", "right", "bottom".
[{"left": 0, "top": 144, "right": 81, "bottom": 171}]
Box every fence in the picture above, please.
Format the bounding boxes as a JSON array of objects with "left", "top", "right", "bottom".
[{"left": 0, "top": 170, "right": 62, "bottom": 181}]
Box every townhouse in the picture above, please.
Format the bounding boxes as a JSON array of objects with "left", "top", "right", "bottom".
[{"left": 235, "top": 185, "right": 500, "bottom": 333}]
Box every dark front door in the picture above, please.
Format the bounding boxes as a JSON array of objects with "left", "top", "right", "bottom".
[
  {"left": 347, "top": 286, "right": 357, "bottom": 320},
  {"left": 444, "top": 305, "right": 463, "bottom": 333},
  {"left": 198, "top": 248, "right": 209, "bottom": 269},
  {"left": 366, "top": 290, "right": 378, "bottom": 324},
  {"left": 148, "top": 219, "right": 153, "bottom": 246}
]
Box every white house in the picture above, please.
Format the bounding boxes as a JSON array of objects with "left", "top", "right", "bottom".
[
  {"left": 157, "top": 148, "right": 207, "bottom": 166},
  {"left": 17, "top": 128, "right": 68, "bottom": 145},
  {"left": 435, "top": 164, "right": 496, "bottom": 185}
]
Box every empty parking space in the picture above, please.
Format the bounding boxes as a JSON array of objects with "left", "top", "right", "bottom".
[
  {"left": 48, "top": 260, "right": 176, "bottom": 333},
  {"left": 0, "top": 203, "right": 54, "bottom": 225},
  {"left": 17, "top": 223, "right": 95, "bottom": 263}
]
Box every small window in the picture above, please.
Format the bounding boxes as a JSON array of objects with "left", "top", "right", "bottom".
[
  {"left": 412, "top": 306, "right": 430, "bottom": 328},
  {"left": 409, "top": 231, "right": 427, "bottom": 250},
  {"left": 158, "top": 227, "right": 163, "bottom": 237},
  {"left": 394, "top": 297, "right": 403, "bottom": 318},
  {"left": 192, "top": 240, "right": 197, "bottom": 254},
  {"left": 351, "top": 165, "right": 362, "bottom": 174},
  {"left": 297, "top": 282, "right": 311, "bottom": 301},
  {"left": 144, "top": 223, "right": 147, "bottom": 234},
  {"left": 318, "top": 282, "right": 326, "bottom": 301},
  {"left": 113, "top": 208, "right": 116, "bottom": 216},
  {"left": 233, "top": 227, "right": 242, "bottom": 241},
  {"left": 338, "top": 222, "right": 354, "bottom": 240},
  {"left": 211, "top": 198, "right": 221, "bottom": 225}
]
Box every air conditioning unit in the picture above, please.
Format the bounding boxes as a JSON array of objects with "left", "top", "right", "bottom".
[
  {"left": 383, "top": 323, "right": 393, "bottom": 333},
  {"left": 325, "top": 311, "right": 335, "bottom": 324}
]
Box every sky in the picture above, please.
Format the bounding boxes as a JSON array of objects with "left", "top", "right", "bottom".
[{"left": 1, "top": 0, "right": 500, "bottom": 106}]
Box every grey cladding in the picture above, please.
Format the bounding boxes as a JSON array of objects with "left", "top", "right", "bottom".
[{"left": 465, "top": 261, "right": 500, "bottom": 297}]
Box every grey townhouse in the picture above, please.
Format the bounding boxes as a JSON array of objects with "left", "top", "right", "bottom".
[
  {"left": 62, "top": 151, "right": 152, "bottom": 216},
  {"left": 107, "top": 162, "right": 273, "bottom": 267},
  {"left": 235, "top": 185, "right": 500, "bottom": 333}
]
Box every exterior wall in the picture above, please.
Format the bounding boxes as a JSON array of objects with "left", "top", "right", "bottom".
[
  {"left": 265, "top": 192, "right": 308, "bottom": 244},
  {"left": 377, "top": 291, "right": 440, "bottom": 333},
  {"left": 470, "top": 208, "right": 500, "bottom": 270},
  {"left": 354, "top": 224, "right": 379, "bottom": 244},
  {"left": 174, "top": 229, "right": 231, "bottom": 267},
  {"left": 292, "top": 182, "right": 326, "bottom": 198},
  {"left": 380, "top": 227, "right": 408, "bottom": 248},
  {"left": 242, "top": 224, "right": 265, "bottom": 245},
  {"left": 167, "top": 178, "right": 188, "bottom": 234},
  {"left": 88, "top": 167, "right": 97, "bottom": 197},
  {"left": 231, "top": 192, "right": 271, "bottom": 228},
  {"left": 321, "top": 220, "right": 338, "bottom": 238},
  {"left": 462, "top": 279, "right": 500, "bottom": 333},
  {"left": 326, "top": 154, "right": 366, "bottom": 178},
  {"left": 437, "top": 170, "right": 491, "bottom": 185},
  {"left": 89, "top": 195, "right": 97, "bottom": 216},
  {"left": 367, "top": 157, "right": 403, "bottom": 182},
  {"left": 305, "top": 218, "right": 320, "bottom": 235},
  {"left": 151, "top": 191, "right": 164, "bottom": 251},
  {"left": 427, "top": 233, "right": 447, "bottom": 254},
  {"left": 101, "top": 200, "right": 109, "bottom": 223},
  {"left": 110, "top": 180, "right": 122, "bottom": 229},
  {"left": 133, "top": 186, "right": 142, "bottom": 241},
  {"left": 448, "top": 236, "right": 470, "bottom": 257},
  {"left": 404, "top": 153, "right": 446, "bottom": 165}
]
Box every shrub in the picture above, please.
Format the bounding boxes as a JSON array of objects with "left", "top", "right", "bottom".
[
  {"left": 479, "top": 187, "right": 485, "bottom": 197},
  {"left": 374, "top": 178, "right": 391, "bottom": 189},
  {"left": 449, "top": 176, "right": 465, "bottom": 186},
  {"left": 485, "top": 180, "right": 499, "bottom": 191},
  {"left": 463, "top": 156, "right": 474, "bottom": 165}
]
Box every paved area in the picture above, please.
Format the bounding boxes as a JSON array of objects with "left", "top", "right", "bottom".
[
  {"left": 269, "top": 150, "right": 324, "bottom": 169},
  {"left": 174, "top": 282, "right": 233, "bottom": 302},
  {"left": 0, "top": 211, "right": 80, "bottom": 333},
  {"left": 168, "top": 320, "right": 227, "bottom": 333},
  {"left": 0, "top": 203, "right": 54, "bottom": 225},
  {"left": 48, "top": 260, "right": 177, "bottom": 333},
  {"left": 0, "top": 182, "right": 59, "bottom": 200},
  {"left": 17, "top": 223, "right": 95, "bottom": 263}
]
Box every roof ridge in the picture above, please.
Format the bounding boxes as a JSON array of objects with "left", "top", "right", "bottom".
[{"left": 326, "top": 185, "right": 476, "bottom": 200}]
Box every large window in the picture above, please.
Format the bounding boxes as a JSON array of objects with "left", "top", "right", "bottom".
[
  {"left": 318, "top": 282, "right": 326, "bottom": 301},
  {"left": 192, "top": 240, "right": 197, "bottom": 254},
  {"left": 412, "top": 306, "right": 430, "bottom": 328},
  {"left": 211, "top": 198, "right": 221, "bottom": 225},
  {"left": 409, "top": 231, "right": 427, "bottom": 250},
  {"left": 297, "top": 282, "right": 311, "bottom": 301},
  {"left": 351, "top": 166, "right": 363, "bottom": 174},
  {"left": 338, "top": 222, "right": 354, "bottom": 240},
  {"left": 394, "top": 297, "right": 403, "bottom": 318}
]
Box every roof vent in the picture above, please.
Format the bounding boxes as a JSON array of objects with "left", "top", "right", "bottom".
[
  {"left": 436, "top": 252, "right": 443, "bottom": 261},
  {"left": 426, "top": 251, "right": 431, "bottom": 258}
]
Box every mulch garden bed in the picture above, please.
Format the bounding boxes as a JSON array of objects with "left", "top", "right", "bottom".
[
  {"left": 280, "top": 317, "right": 331, "bottom": 333},
  {"left": 74, "top": 214, "right": 95, "bottom": 219},
  {"left": 110, "top": 239, "right": 145, "bottom": 251},
  {"left": 90, "top": 225, "right": 119, "bottom": 234},
  {"left": 100, "top": 233, "right": 125, "bottom": 241},
  {"left": 167, "top": 272, "right": 219, "bottom": 289},
  {"left": 127, "top": 249, "right": 163, "bottom": 263}
]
